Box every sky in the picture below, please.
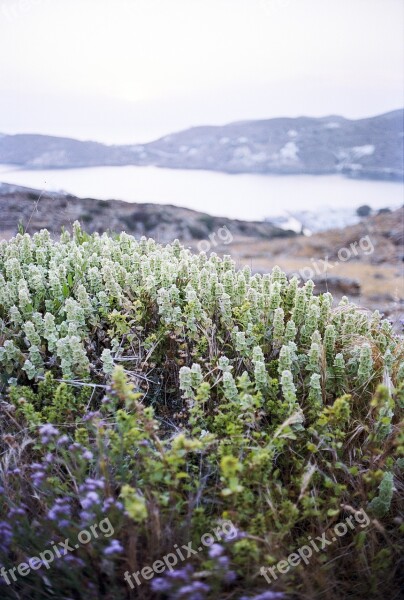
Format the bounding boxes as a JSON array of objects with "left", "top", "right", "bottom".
[{"left": 0, "top": 0, "right": 403, "bottom": 144}]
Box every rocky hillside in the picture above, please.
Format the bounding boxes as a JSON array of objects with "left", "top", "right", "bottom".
[
  {"left": 0, "top": 183, "right": 292, "bottom": 242},
  {"left": 0, "top": 109, "right": 402, "bottom": 180}
]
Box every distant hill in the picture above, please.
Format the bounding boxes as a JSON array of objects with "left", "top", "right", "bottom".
[
  {"left": 0, "top": 110, "right": 402, "bottom": 180},
  {"left": 0, "top": 183, "right": 293, "bottom": 242}
]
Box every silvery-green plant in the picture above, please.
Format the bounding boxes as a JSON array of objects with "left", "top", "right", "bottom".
[{"left": 0, "top": 223, "right": 402, "bottom": 413}]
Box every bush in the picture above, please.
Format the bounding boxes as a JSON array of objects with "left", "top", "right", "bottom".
[{"left": 0, "top": 224, "right": 403, "bottom": 599}]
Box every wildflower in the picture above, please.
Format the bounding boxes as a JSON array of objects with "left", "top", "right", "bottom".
[
  {"left": 39, "top": 424, "right": 59, "bottom": 444},
  {"left": 82, "top": 410, "right": 102, "bottom": 422},
  {"left": 8, "top": 507, "right": 26, "bottom": 517},
  {"left": 48, "top": 498, "right": 72, "bottom": 524},
  {"left": 56, "top": 435, "right": 69, "bottom": 446},
  {"left": 0, "top": 522, "right": 13, "bottom": 553},
  {"left": 103, "top": 540, "right": 124, "bottom": 555},
  {"left": 102, "top": 497, "right": 123, "bottom": 512},
  {"left": 151, "top": 578, "right": 172, "bottom": 592},
  {"left": 79, "top": 510, "right": 95, "bottom": 523},
  {"left": 31, "top": 463, "right": 46, "bottom": 486},
  {"left": 177, "top": 582, "right": 210, "bottom": 597},
  {"left": 81, "top": 491, "right": 100, "bottom": 510},
  {"left": 208, "top": 543, "right": 224, "bottom": 558},
  {"left": 223, "top": 569, "right": 237, "bottom": 583},
  {"left": 242, "top": 593, "right": 285, "bottom": 600},
  {"left": 166, "top": 565, "right": 194, "bottom": 582},
  {"left": 61, "top": 555, "right": 86, "bottom": 568},
  {"left": 68, "top": 442, "right": 82, "bottom": 452},
  {"left": 79, "top": 477, "right": 105, "bottom": 493}
]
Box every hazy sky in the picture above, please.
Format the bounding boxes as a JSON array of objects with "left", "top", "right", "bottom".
[{"left": 0, "top": 0, "right": 403, "bottom": 143}]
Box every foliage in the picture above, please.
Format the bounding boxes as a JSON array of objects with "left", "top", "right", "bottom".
[{"left": 0, "top": 226, "right": 403, "bottom": 600}]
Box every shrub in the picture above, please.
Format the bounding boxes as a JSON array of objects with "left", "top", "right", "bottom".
[{"left": 0, "top": 224, "right": 403, "bottom": 599}]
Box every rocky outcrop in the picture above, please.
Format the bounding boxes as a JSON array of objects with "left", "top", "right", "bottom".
[
  {"left": 311, "top": 276, "right": 361, "bottom": 296},
  {"left": 0, "top": 183, "right": 293, "bottom": 242}
]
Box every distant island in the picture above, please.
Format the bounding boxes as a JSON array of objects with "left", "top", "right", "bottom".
[{"left": 0, "top": 109, "right": 402, "bottom": 180}]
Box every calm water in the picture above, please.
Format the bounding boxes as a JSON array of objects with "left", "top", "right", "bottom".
[{"left": 0, "top": 164, "right": 402, "bottom": 221}]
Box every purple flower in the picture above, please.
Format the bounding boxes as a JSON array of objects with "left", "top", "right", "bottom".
[
  {"left": 48, "top": 497, "right": 71, "bottom": 523},
  {"left": 82, "top": 450, "right": 94, "bottom": 460},
  {"left": 31, "top": 463, "right": 46, "bottom": 486},
  {"left": 56, "top": 435, "right": 69, "bottom": 446},
  {"left": 0, "top": 522, "right": 13, "bottom": 553},
  {"left": 103, "top": 497, "right": 114, "bottom": 510},
  {"left": 68, "top": 442, "right": 82, "bottom": 452},
  {"left": 79, "top": 510, "right": 95, "bottom": 523},
  {"left": 224, "top": 529, "right": 245, "bottom": 542},
  {"left": 31, "top": 473, "right": 46, "bottom": 486},
  {"left": 208, "top": 543, "right": 224, "bottom": 558},
  {"left": 217, "top": 555, "right": 229, "bottom": 569},
  {"left": 57, "top": 519, "right": 71, "bottom": 528},
  {"left": 166, "top": 565, "right": 194, "bottom": 582},
  {"left": 151, "top": 578, "right": 171, "bottom": 592},
  {"left": 103, "top": 540, "right": 124, "bottom": 555},
  {"left": 83, "top": 411, "right": 102, "bottom": 422},
  {"left": 150, "top": 565, "right": 211, "bottom": 599},
  {"left": 79, "top": 477, "right": 105, "bottom": 493},
  {"left": 31, "top": 462, "right": 43, "bottom": 469},
  {"left": 8, "top": 507, "right": 26, "bottom": 518},
  {"left": 102, "top": 497, "right": 124, "bottom": 512},
  {"left": 240, "top": 593, "right": 285, "bottom": 600},
  {"left": 39, "top": 424, "right": 59, "bottom": 443},
  {"left": 61, "top": 554, "right": 86, "bottom": 568},
  {"left": 179, "top": 582, "right": 210, "bottom": 593},
  {"left": 223, "top": 569, "right": 237, "bottom": 584},
  {"left": 176, "top": 582, "right": 210, "bottom": 600},
  {"left": 81, "top": 491, "right": 100, "bottom": 510}
]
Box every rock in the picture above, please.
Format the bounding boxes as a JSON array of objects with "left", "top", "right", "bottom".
[
  {"left": 312, "top": 276, "right": 361, "bottom": 296},
  {"left": 356, "top": 205, "right": 372, "bottom": 217}
]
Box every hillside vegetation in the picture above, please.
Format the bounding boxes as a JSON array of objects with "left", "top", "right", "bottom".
[{"left": 0, "top": 226, "right": 403, "bottom": 600}]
